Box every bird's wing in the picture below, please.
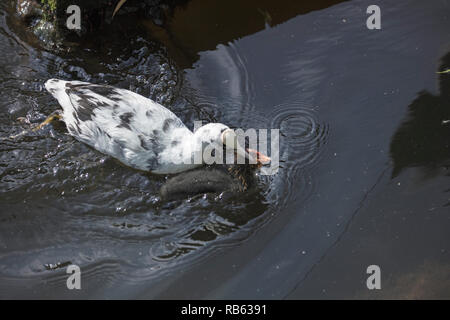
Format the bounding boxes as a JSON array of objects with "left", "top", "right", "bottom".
[{"left": 45, "top": 79, "right": 191, "bottom": 171}]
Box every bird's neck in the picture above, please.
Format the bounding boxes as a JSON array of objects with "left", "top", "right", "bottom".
[
  {"left": 180, "top": 131, "right": 221, "bottom": 166},
  {"left": 160, "top": 130, "right": 207, "bottom": 171}
]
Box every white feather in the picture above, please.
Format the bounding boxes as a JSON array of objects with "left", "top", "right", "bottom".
[{"left": 45, "top": 79, "right": 229, "bottom": 174}]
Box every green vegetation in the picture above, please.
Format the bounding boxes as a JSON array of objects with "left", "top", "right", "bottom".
[
  {"left": 39, "top": 0, "right": 57, "bottom": 23},
  {"left": 40, "top": 0, "right": 57, "bottom": 12}
]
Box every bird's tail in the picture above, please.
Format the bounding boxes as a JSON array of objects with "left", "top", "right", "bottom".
[{"left": 44, "top": 79, "right": 72, "bottom": 113}]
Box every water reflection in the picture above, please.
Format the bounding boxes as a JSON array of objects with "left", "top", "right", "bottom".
[
  {"left": 141, "top": 0, "right": 348, "bottom": 67},
  {"left": 390, "top": 52, "right": 450, "bottom": 177}
]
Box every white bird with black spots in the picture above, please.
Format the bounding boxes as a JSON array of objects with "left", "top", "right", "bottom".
[{"left": 44, "top": 79, "right": 269, "bottom": 174}]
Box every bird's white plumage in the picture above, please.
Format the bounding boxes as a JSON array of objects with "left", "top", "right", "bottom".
[{"left": 45, "top": 79, "right": 229, "bottom": 174}]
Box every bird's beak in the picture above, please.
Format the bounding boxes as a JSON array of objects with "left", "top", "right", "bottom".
[
  {"left": 235, "top": 145, "right": 271, "bottom": 166},
  {"left": 246, "top": 148, "right": 271, "bottom": 165}
]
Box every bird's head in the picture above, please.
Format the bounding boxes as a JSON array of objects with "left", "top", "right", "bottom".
[{"left": 194, "top": 123, "right": 270, "bottom": 166}]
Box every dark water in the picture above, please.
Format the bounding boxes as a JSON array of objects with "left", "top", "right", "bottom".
[{"left": 0, "top": 0, "right": 449, "bottom": 298}]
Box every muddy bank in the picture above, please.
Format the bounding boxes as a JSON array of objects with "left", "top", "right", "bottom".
[{"left": 13, "top": 0, "right": 186, "bottom": 49}]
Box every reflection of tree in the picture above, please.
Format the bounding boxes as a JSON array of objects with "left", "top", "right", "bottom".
[{"left": 390, "top": 53, "right": 450, "bottom": 177}]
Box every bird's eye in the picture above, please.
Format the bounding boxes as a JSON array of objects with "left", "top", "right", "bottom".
[{"left": 222, "top": 130, "right": 238, "bottom": 148}]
